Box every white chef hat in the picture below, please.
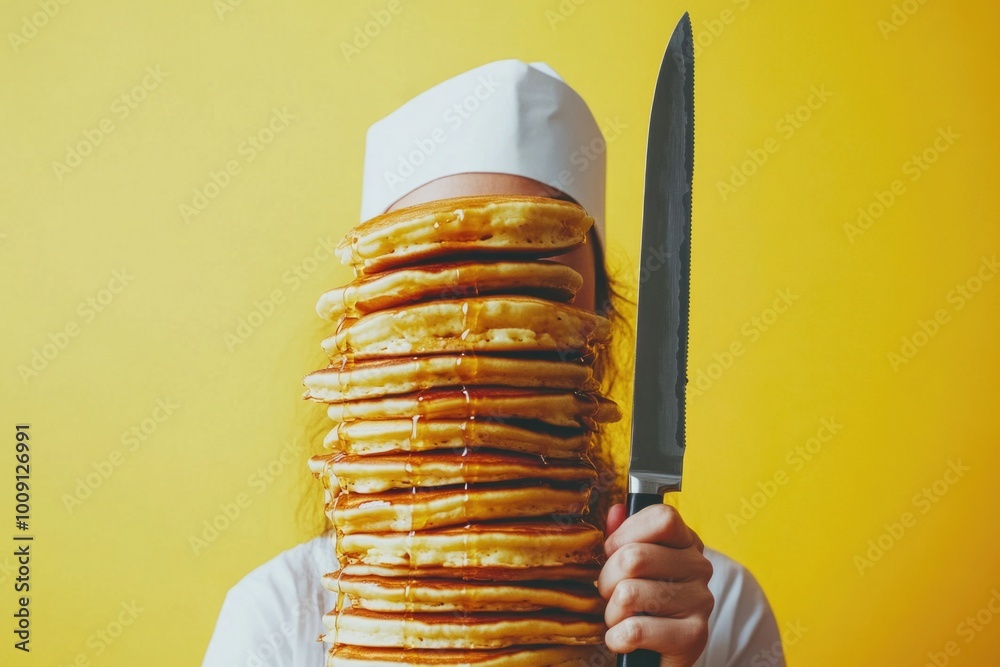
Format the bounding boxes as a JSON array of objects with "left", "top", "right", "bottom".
[{"left": 361, "top": 59, "right": 606, "bottom": 245}]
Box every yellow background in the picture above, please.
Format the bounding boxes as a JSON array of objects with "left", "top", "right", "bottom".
[{"left": 2, "top": 0, "right": 999, "bottom": 665}]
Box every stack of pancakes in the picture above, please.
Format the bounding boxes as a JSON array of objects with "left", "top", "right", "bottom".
[{"left": 305, "top": 196, "right": 621, "bottom": 666}]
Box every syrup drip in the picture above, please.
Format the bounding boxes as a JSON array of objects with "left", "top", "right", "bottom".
[
  {"left": 335, "top": 364, "right": 349, "bottom": 402},
  {"left": 408, "top": 415, "right": 420, "bottom": 450},
  {"left": 451, "top": 264, "right": 463, "bottom": 302},
  {"left": 332, "top": 316, "right": 357, "bottom": 362},
  {"left": 460, "top": 301, "right": 471, "bottom": 342},
  {"left": 340, "top": 282, "right": 360, "bottom": 319},
  {"left": 349, "top": 234, "right": 361, "bottom": 277},
  {"left": 329, "top": 491, "right": 346, "bottom": 532},
  {"left": 325, "top": 422, "right": 342, "bottom": 451},
  {"left": 332, "top": 567, "right": 346, "bottom": 647},
  {"left": 322, "top": 455, "right": 339, "bottom": 492},
  {"left": 460, "top": 375, "right": 476, "bottom": 576},
  {"left": 403, "top": 416, "right": 422, "bottom": 657}
]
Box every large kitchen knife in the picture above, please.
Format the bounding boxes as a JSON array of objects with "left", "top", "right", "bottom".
[{"left": 618, "top": 13, "right": 694, "bottom": 667}]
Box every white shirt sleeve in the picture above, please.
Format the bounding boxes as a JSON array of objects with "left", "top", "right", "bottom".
[
  {"left": 202, "top": 536, "right": 336, "bottom": 667},
  {"left": 695, "top": 548, "right": 785, "bottom": 667}
]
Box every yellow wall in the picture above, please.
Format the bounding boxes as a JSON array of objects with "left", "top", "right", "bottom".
[{"left": 2, "top": 1, "right": 998, "bottom": 665}]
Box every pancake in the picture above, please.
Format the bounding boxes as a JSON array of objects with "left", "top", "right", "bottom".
[
  {"left": 325, "top": 389, "right": 622, "bottom": 429},
  {"left": 328, "top": 483, "right": 591, "bottom": 534},
  {"left": 323, "top": 419, "right": 592, "bottom": 459},
  {"left": 327, "top": 644, "right": 604, "bottom": 667},
  {"left": 337, "top": 519, "right": 604, "bottom": 569},
  {"left": 316, "top": 261, "right": 583, "bottom": 322},
  {"left": 324, "top": 608, "right": 604, "bottom": 649},
  {"left": 325, "top": 574, "right": 604, "bottom": 614},
  {"left": 310, "top": 450, "right": 596, "bottom": 494},
  {"left": 322, "top": 297, "right": 611, "bottom": 359},
  {"left": 338, "top": 196, "right": 593, "bottom": 274},
  {"left": 337, "top": 563, "right": 602, "bottom": 583},
  {"left": 304, "top": 356, "right": 598, "bottom": 403}
]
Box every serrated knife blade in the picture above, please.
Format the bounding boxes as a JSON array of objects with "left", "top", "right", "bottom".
[{"left": 617, "top": 15, "right": 694, "bottom": 666}]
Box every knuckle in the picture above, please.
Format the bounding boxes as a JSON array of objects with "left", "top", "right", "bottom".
[
  {"left": 617, "top": 617, "right": 645, "bottom": 650},
  {"left": 702, "top": 587, "right": 716, "bottom": 616},
  {"left": 695, "top": 554, "right": 714, "bottom": 582},
  {"left": 650, "top": 503, "right": 680, "bottom": 536},
  {"left": 613, "top": 579, "right": 642, "bottom": 612},
  {"left": 618, "top": 543, "right": 647, "bottom": 578},
  {"left": 689, "top": 619, "right": 710, "bottom": 653},
  {"left": 672, "top": 617, "right": 708, "bottom": 654}
]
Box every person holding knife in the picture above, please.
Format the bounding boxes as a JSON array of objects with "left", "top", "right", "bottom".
[{"left": 204, "top": 60, "right": 783, "bottom": 667}]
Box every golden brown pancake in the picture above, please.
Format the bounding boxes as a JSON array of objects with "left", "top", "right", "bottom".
[
  {"left": 323, "top": 608, "right": 605, "bottom": 649},
  {"left": 325, "top": 389, "right": 621, "bottom": 429},
  {"left": 322, "top": 296, "right": 611, "bottom": 359},
  {"left": 327, "top": 644, "right": 605, "bottom": 667},
  {"left": 325, "top": 574, "right": 604, "bottom": 614},
  {"left": 338, "top": 563, "right": 603, "bottom": 583},
  {"left": 337, "top": 519, "right": 604, "bottom": 569},
  {"left": 337, "top": 196, "right": 594, "bottom": 274},
  {"left": 309, "top": 450, "right": 596, "bottom": 494},
  {"left": 328, "top": 483, "right": 592, "bottom": 533},
  {"left": 304, "top": 356, "right": 598, "bottom": 403},
  {"left": 322, "top": 419, "right": 592, "bottom": 459},
  {"left": 316, "top": 260, "right": 583, "bottom": 321}
]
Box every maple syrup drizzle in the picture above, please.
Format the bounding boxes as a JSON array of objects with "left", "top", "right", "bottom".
[
  {"left": 321, "top": 455, "right": 338, "bottom": 491},
  {"left": 332, "top": 567, "right": 346, "bottom": 648},
  {"left": 341, "top": 282, "right": 360, "bottom": 319},
  {"left": 460, "top": 371, "right": 476, "bottom": 577},
  {"left": 332, "top": 315, "right": 358, "bottom": 361},
  {"left": 325, "top": 422, "right": 342, "bottom": 451},
  {"left": 349, "top": 234, "right": 361, "bottom": 277}
]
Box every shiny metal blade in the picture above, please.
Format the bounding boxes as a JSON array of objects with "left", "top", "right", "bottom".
[{"left": 628, "top": 13, "right": 694, "bottom": 496}]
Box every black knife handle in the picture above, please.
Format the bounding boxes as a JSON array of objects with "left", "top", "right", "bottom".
[
  {"left": 625, "top": 492, "right": 663, "bottom": 517},
  {"left": 616, "top": 492, "right": 664, "bottom": 667},
  {"left": 617, "top": 648, "right": 660, "bottom": 667}
]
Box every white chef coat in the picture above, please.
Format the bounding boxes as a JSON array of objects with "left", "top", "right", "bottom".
[{"left": 202, "top": 535, "right": 785, "bottom": 667}]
